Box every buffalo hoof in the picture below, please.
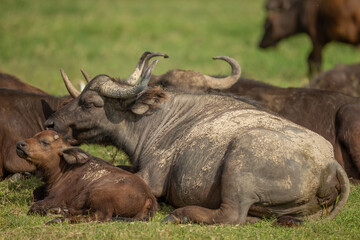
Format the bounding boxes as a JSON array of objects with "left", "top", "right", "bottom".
[
  {"left": 47, "top": 207, "right": 67, "bottom": 215},
  {"left": 8, "top": 172, "right": 32, "bottom": 182},
  {"left": 163, "top": 215, "right": 189, "bottom": 224},
  {"left": 274, "top": 216, "right": 303, "bottom": 227},
  {"left": 46, "top": 217, "right": 65, "bottom": 225},
  {"left": 163, "top": 214, "right": 180, "bottom": 224}
]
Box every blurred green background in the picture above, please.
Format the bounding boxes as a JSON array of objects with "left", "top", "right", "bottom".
[
  {"left": 1, "top": 0, "right": 360, "bottom": 96},
  {"left": 1, "top": 0, "right": 360, "bottom": 239}
]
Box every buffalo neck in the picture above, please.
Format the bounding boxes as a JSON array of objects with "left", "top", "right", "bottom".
[
  {"left": 111, "top": 92, "right": 256, "bottom": 168},
  {"left": 37, "top": 158, "right": 68, "bottom": 187}
]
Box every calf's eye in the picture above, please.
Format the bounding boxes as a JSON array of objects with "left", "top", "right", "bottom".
[{"left": 40, "top": 140, "right": 50, "bottom": 146}]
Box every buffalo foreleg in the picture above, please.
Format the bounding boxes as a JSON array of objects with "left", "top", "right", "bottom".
[
  {"left": 163, "top": 200, "right": 256, "bottom": 225},
  {"left": 307, "top": 41, "right": 325, "bottom": 78}
]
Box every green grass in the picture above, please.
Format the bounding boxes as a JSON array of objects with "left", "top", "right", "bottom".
[
  {"left": 1, "top": 178, "right": 359, "bottom": 240},
  {"left": 1, "top": 0, "right": 360, "bottom": 239}
]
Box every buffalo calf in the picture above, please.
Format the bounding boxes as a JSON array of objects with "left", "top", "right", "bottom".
[{"left": 16, "top": 130, "right": 157, "bottom": 223}]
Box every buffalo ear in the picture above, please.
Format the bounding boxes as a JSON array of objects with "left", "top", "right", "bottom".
[
  {"left": 61, "top": 148, "right": 90, "bottom": 165},
  {"left": 130, "top": 87, "right": 168, "bottom": 115},
  {"left": 131, "top": 103, "right": 150, "bottom": 115}
]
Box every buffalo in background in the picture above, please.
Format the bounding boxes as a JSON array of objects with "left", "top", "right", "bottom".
[
  {"left": 0, "top": 73, "right": 73, "bottom": 179},
  {"left": 310, "top": 63, "right": 360, "bottom": 97},
  {"left": 150, "top": 55, "right": 241, "bottom": 92},
  {"left": 0, "top": 72, "right": 49, "bottom": 94},
  {"left": 259, "top": 0, "right": 360, "bottom": 76}
]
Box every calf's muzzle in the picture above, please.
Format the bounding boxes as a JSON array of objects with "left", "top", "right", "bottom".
[{"left": 16, "top": 141, "right": 28, "bottom": 158}]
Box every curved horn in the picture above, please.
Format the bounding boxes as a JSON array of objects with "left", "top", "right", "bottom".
[
  {"left": 125, "top": 51, "right": 152, "bottom": 85},
  {"left": 99, "top": 60, "right": 159, "bottom": 99},
  {"left": 203, "top": 56, "right": 241, "bottom": 90},
  {"left": 143, "top": 52, "right": 169, "bottom": 73},
  {"left": 60, "top": 69, "right": 81, "bottom": 98},
  {"left": 126, "top": 52, "right": 168, "bottom": 85},
  {"left": 80, "top": 69, "right": 91, "bottom": 83}
]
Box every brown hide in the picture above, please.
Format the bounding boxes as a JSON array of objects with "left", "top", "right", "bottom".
[
  {"left": 0, "top": 87, "right": 72, "bottom": 179},
  {"left": 0, "top": 72, "right": 48, "bottom": 94},
  {"left": 149, "top": 56, "right": 241, "bottom": 92},
  {"left": 310, "top": 63, "right": 360, "bottom": 97},
  {"left": 259, "top": 0, "right": 360, "bottom": 76},
  {"left": 16, "top": 130, "right": 157, "bottom": 223}
]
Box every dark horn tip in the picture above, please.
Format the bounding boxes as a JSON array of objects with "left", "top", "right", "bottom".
[
  {"left": 164, "top": 54, "right": 169, "bottom": 59},
  {"left": 142, "top": 51, "right": 152, "bottom": 56},
  {"left": 212, "top": 56, "right": 227, "bottom": 60}
]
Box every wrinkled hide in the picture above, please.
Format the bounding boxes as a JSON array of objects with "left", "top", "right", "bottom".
[
  {"left": 46, "top": 57, "right": 349, "bottom": 225},
  {"left": 221, "top": 80, "right": 360, "bottom": 184},
  {"left": 148, "top": 60, "right": 360, "bottom": 184}
]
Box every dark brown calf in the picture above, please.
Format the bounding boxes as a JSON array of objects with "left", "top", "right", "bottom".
[{"left": 16, "top": 130, "right": 157, "bottom": 223}]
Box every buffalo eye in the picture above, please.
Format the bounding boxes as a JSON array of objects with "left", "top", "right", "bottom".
[
  {"left": 40, "top": 139, "right": 51, "bottom": 146},
  {"left": 82, "top": 102, "right": 94, "bottom": 109}
]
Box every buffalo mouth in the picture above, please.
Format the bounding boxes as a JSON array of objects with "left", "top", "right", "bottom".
[{"left": 259, "top": 38, "right": 278, "bottom": 49}]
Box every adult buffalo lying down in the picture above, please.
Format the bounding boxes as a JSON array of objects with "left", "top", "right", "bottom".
[
  {"left": 147, "top": 55, "right": 360, "bottom": 184},
  {"left": 46, "top": 52, "right": 349, "bottom": 225},
  {"left": 310, "top": 63, "right": 360, "bottom": 97},
  {"left": 0, "top": 89, "right": 72, "bottom": 179},
  {"left": 16, "top": 130, "right": 157, "bottom": 223},
  {"left": 0, "top": 72, "right": 48, "bottom": 94}
]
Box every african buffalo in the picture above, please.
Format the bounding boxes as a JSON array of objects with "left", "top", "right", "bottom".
[
  {"left": 145, "top": 55, "right": 360, "bottom": 184},
  {"left": 45, "top": 52, "right": 349, "bottom": 225},
  {"left": 0, "top": 72, "right": 48, "bottom": 94},
  {"left": 149, "top": 55, "right": 241, "bottom": 91},
  {"left": 0, "top": 89, "right": 72, "bottom": 179},
  {"left": 259, "top": 0, "right": 360, "bottom": 76},
  {"left": 16, "top": 130, "right": 157, "bottom": 223},
  {"left": 310, "top": 63, "right": 360, "bottom": 97},
  {"left": 223, "top": 81, "right": 360, "bottom": 184}
]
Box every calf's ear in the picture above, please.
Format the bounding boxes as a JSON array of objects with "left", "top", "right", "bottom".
[{"left": 61, "top": 148, "right": 90, "bottom": 165}]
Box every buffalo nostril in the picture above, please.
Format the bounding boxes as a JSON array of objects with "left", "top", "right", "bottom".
[
  {"left": 17, "top": 141, "right": 27, "bottom": 149},
  {"left": 45, "top": 119, "right": 55, "bottom": 129}
]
